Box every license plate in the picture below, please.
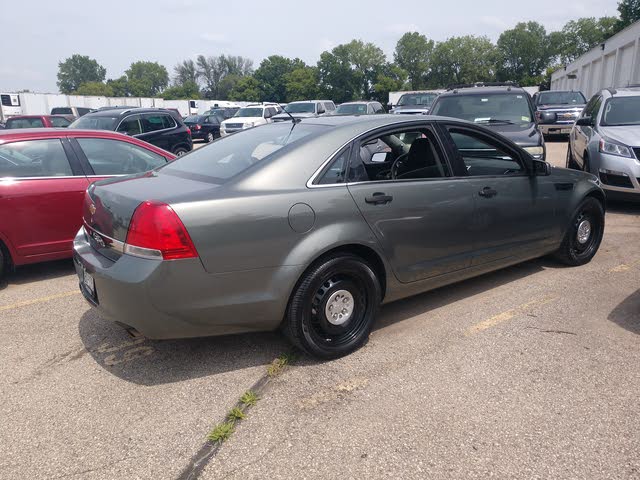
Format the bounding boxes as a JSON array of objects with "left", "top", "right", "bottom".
[{"left": 82, "top": 267, "right": 95, "bottom": 297}]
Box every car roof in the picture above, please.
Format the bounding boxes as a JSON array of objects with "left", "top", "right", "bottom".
[
  {"left": 83, "top": 107, "right": 173, "bottom": 117},
  {"left": 439, "top": 85, "right": 526, "bottom": 96},
  {"left": 302, "top": 113, "right": 457, "bottom": 128},
  {"left": 6, "top": 115, "right": 69, "bottom": 119},
  {"left": 339, "top": 101, "right": 374, "bottom": 105},
  {"left": 608, "top": 87, "right": 640, "bottom": 97}
]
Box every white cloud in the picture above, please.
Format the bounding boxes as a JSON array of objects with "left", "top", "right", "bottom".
[{"left": 199, "top": 32, "right": 230, "bottom": 44}]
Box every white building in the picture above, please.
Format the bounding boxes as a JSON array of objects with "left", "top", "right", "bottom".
[{"left": 551, "top": 20, "right": 640, "bottom": 98}]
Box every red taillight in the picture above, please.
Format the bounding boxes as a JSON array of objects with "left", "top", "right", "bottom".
[
  {"left": 186, "top": 127, "right": 191, "bottom": 136},
  {"left": 125, "top": 201, "right": 198, "bottom": 260}
]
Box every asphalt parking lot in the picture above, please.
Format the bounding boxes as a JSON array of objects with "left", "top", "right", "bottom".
[{"left": 1, "top": 139, "right": 639, "bottom": 479}]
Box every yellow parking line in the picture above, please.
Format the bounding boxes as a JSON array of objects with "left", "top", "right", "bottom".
[
  {"left": 465, "top": 296, "right": 557, "bottom": 336},
  {"left": 0, "top": 290, "right": 80, "bottom": 312}
]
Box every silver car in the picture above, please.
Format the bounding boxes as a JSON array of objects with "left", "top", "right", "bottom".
[
  {"left": 567, "top": 87, "right": 640, "bottom": 201},
  {"left": 74, "top": 115, "right": 605, "bottom": 358}
]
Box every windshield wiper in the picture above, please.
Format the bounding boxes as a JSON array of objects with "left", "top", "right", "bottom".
[
  {"left": 476, "top": 119, "right": 516, "bottom": 125},
  {"left": 278, "top": 103, "right": 301, "bottom": 124}
]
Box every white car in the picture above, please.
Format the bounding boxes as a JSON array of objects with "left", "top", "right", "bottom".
[{"left": 220, "top": 104, "right": 279, "bottom": 136}]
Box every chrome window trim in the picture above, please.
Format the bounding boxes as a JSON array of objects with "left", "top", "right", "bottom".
[{"left": 83, "top": 223, "right": 125, "bottom": 253}]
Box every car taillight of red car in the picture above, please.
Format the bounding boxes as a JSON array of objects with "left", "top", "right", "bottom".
[{"left": 124, "top": 201, "right": 198, "bottom": 260}]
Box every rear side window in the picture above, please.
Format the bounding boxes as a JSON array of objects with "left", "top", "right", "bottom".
[
  {"left": 50, "top": 117, "right": 71, "bottom": 128},
  {"left": 317, "top": 147, "right": 350, "bottom": 185},
  {"left": 0, "top": 139, "right": 73, "bottom": 177},
  {"left": 6, "top": 118, "right": 45, "bottom": 128},
  {"left": 76, "top": 138, "right": 167, "bottom": 175},
  {"left": 142, "top": 114, "right": 174, "bottom": 133},
  {"left": 117, "top": 115, "right": 142, "bottom": 135},
  {"left": 77, "top": 108, "right": 91, "bottom": 116}
]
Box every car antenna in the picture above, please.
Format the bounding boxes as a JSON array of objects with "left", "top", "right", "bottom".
[{"left": 278, "top": 103, "right": 301, "bottom": 124}]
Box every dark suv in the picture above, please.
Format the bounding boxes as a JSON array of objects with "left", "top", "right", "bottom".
[
  {"left": 69, "top": 107, "right": 192, "bottom": 155},
  {"left": 430, "top": 83, "right": 545, "bottom": 160}
]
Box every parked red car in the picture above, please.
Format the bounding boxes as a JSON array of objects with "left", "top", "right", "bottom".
[
  {"left": 5, "top": 115, "right": 75, "bottom": 129},
  {"left": 0, "top": 129, "right": 176, "bottom": 278}
]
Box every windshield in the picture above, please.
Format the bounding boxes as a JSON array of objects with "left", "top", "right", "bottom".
[
  {"left": 397, "top": 93, "right": 437, "bottom": 107},
  {"left": 285, "top": 103, "right": 315, "bottom": 114},
  {"left": 336, "top": 104, "right": 368, "bottom": 115},
  {"left": 184, "top": 115, "right": 203, "bottom": 123},
  {"left": 431, "top": 93, "right": 533, "bottom": 124},
  {"left": 51, "top": 107, "right": 72, "bottom": 115},
  {"left": 602, "top": 97, "right": 640, "bottom": 126},
  {"left": 160, "top": 123, "right": 321, "bottom": 183},
  {"left": 69, "top": 115, "right": 118, "bottom": 130},
  {"left": 537, "top": 91, "right": 586, "bottom": 105},
  {"left": 234, "top": 107, "right": 263, "bottom": 118}
]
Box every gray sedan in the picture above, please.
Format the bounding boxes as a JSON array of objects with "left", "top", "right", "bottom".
[{"left": 74, "top": 115, "right": 605, "bottom": 358}]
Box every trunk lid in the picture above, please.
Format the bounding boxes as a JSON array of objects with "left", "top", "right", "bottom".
[{"left": 84, "top": 170, "right": 220, "bottom": 261}]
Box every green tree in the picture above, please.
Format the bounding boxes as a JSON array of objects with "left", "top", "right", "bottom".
[
  {"left": 317, "top": 49, "right": 359, "bottom": 103},
  {"left": 73, "top": 81, "right": 114, "bottom": 97},
  {"left": 394, "top": 32, "right": 434, "bottom": 89},
  {"left": 218, "top": 74, "right": 243, "bottom": 100},
  {"left": 173, "top": 59, "right": 199, "bottom": 86},
  {"left": 106, "top": 76, "right": 129, "bottom": 97},
  {"left": 497, "top": 22, "right": 551, "bottom": 84},
  {"left": 161, "top": 81, "right": 200, "bottom": 100},
  {"left": 284, "top": 67, "right": 320, "bottom": 101},
  {"left": 224, "top": 55, "right": 254, "bottom": 76},
  {"left": 57, "top": 54, "right": 107, "bottom": 94},
  {"left": 430, "top": 36, "right": 497, "bottom": 87},
  {"left": 125, "top": 61, "right": 169, "bottom": 97},
  {"left": 229, "top": 76, "right": 261, "bottom": 102},
  {"left": 254, "top": 55, "right": 306, "bottom": 102},
  {"left": 372, "top": 64, "right": 408, "bottom": 104},
  {"left": 343, "top": 40, "right": 387, "bottom": 98},
  {"left": 617, "top": 0, "right": 640, "bottom": 31},
  {"left": 554, "top": 17, "right": 618, "bottom": 64},
  {"left": 196, "top": 55, "right": 253, "bottom": 99}
]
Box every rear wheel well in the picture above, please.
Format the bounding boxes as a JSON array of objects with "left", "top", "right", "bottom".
[{"left": 0, "top": 238, "right": 12, "bottom": 278}]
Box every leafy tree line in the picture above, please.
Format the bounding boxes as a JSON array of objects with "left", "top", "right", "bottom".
[{"left": 57, "top": 0, "right": 640, "bottom": 102}]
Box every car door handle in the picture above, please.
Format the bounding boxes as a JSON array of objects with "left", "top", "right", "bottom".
[
  {"left": 365, "top": 192, "right": 393, "bottom": 205},
  {"left": 478, "top": 187, "right": 497, "bottom": 198}
]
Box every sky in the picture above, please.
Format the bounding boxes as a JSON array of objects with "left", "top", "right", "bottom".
[{"left": 1, "top": 0, "right": 621, "bottom": 93}]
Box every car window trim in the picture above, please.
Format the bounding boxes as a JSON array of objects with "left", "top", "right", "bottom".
[
  {"left": 438, "top": 122, "right": 529, "bottom": 178},
  {"left": 314, "top": 144, "right": 352, "bottom": 186}
]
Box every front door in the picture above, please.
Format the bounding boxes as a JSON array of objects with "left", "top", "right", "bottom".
[
  {"left": 346, "top": 124, "right": 477, "bottom": 283},
  {"left": 441, "top": 123, "right": 557, "bottom": 265}
]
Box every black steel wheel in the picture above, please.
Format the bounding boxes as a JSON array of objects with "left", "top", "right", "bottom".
[
  {"left": 554, "top": 197, "right": 604, "bottom": 266},
  {"left": 284, "top": 254, "right": 381, "bottom": 359}
]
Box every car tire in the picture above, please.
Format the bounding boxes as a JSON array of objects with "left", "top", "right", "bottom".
[
  {"left": 553, "top": 197, "right": 604, "bottom": 266},
  {"left": 206, "top": 132, "right": 214, "bottom": 143},
  {"left": 566, "top": 146, "right": 579, "bottom": 170},
  {"left": 283, "top": 254, "right": 381, "bottom": 359},
  {"left": 173, "top": 147, "right": 189, "bottom": 156}
]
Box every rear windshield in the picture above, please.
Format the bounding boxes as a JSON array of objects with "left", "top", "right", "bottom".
[
  {"left": 537, "top": 91, "right": 586, "bottom": 105},
  {"left": 234, "top": 107, "right": 263, "bottom": 118},
  {"left": 184, "top": 115, "right": 203, "bottom": 123},
  {"left": 397, "top": 93, "right": 437, "bottom": 107},
  {"left": 285, "top": 103, "right": 315, "bottom": 113},
  {"left": 160, "top": 123, "right": 320, "bottom": 183},
  {"left": 602, "top": 96, "right": 640, "bottom": 126},
  {"left": 431, "top": 93, "right": 533, "bottom": 125},
  {"left": 336, "top": 104, "right": 368, "bottom": 115},
  {"left": 69, "top": 115, "right": 118, "bottom": 130},
  {"left": 6, "top": 117, "right": 44, "bottom": 128},
  {"left": 51, "top": 107, "right": 72, "bottom": 115}
]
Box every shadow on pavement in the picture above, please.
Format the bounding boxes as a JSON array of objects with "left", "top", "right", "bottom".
[
  {"left": 608, "top": 289, "right": 640, "bottom": 335},
  {"left": 78, "top": 309, "right": 289, "bottom": 386},
  {"left": 607, "top": 201, "right": 640, "bottom": 216},
  {"left": 0, "top": 259, "right": 75, "bottom": 291}
]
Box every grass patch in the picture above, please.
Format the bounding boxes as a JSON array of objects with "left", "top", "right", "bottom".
[
  {"left": 267, "top": 352, "right": 296, "bottom": 377},
  {"left": 240, "top": 390, "right": 259, "bottom": 407},
  {"left": 207, "top": 421, "right": 235, "bottom": 442},
  {"left": 227, "top": 407, "right": 246, "bottom": 421}
]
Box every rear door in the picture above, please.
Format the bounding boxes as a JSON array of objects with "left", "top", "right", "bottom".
[
  {"left": 0, "top": 137, "right": 88, "bottom": 262},
  {"left": 345, "top": 123, "right": 477, "bottom": 283},
  {"left": 440, "top": 123, "right": 557, "bottom": 265},
  {"left": 137, "top": 113, "right": 175, "bottom": 151}
]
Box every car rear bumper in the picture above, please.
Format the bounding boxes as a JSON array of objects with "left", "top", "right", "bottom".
[{"left": 72, "top": 228, "right": 299, "bottom": 339}]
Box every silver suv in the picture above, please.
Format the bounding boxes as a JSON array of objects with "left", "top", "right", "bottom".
[{"left": 567, "top": 87, "right": 640, "bottom": 201}]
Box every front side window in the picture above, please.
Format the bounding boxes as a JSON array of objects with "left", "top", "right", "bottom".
[
  {"left": 77, "top": 138, "right": 167, "bottom": 175},
  {"left": 0, "top": 139, "right": 72, "bottom": 177},
  {"left": 446, "top": 127, "right": 523, "bottom": 176},
  {"left": 117, "top": 115, "right": 142, "bottom": 135},
  {"left": 6, "top": 117, "right": 44, "bottom": 129},
  {"left": 431, "top": 93, "right": 533, "bottom": 125},
  {"left": 601, "top": 96, "right": 640, "bottom": 126},
  {"left": 348, "top": 128, "right": 451, "bottom": 182}
]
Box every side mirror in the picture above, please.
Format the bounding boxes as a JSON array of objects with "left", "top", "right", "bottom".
[
  {"left": 538, "top": 111, "right": 557, "bottom": 124},
  {"left": 575, "top": 116, "right": 593, "bottom": 127},
  {"left": 387, "top": 102, "right": 393, "bottom": 109},
  {"left": 371, "top": 152, "right": 387, "bottom": 163},
  {"left": 532, "top": 159, "right": 551, "bottom": 176}
]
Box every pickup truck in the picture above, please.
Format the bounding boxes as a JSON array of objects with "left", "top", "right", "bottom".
[{"left": 532, "top": 90, "right": 586, "bottom": 136}]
